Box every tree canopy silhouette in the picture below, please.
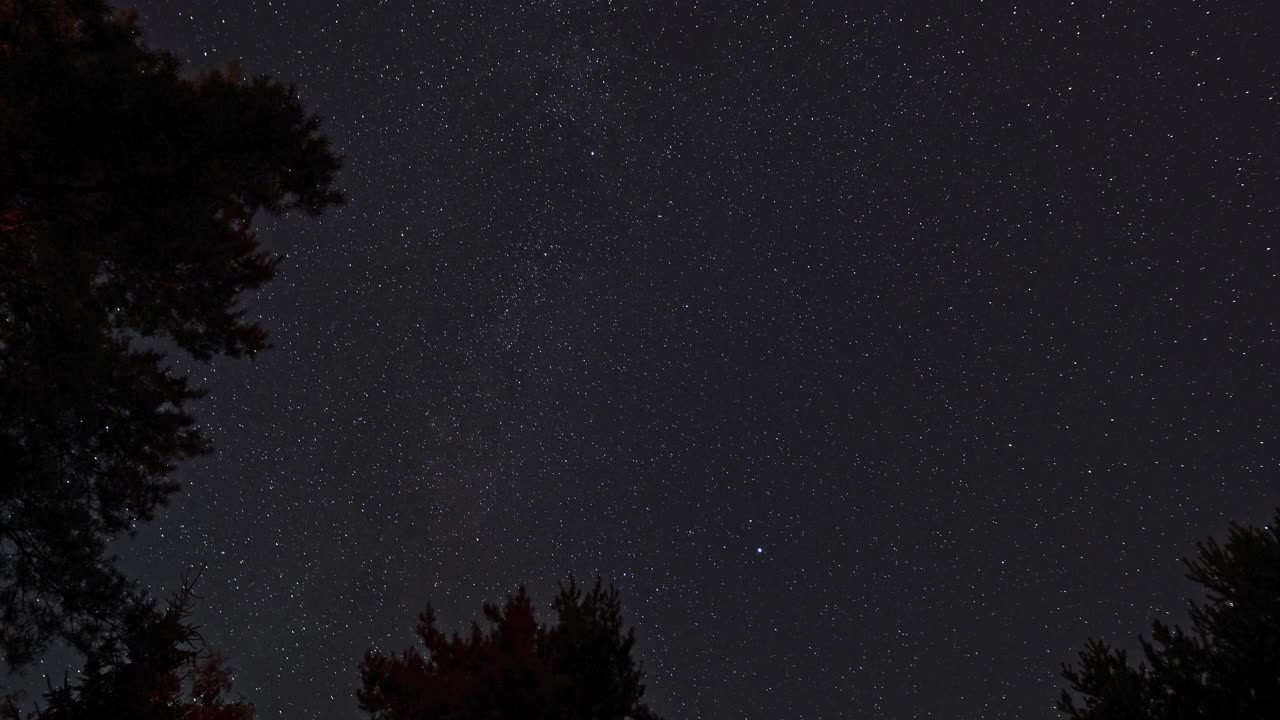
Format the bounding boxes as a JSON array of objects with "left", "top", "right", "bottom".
[
  {"left": 0, "top": 0, "right": 341, "bottom": 669},
  {"left": 3, "top": 573, "right": 255, "bottom": 720},
  {"left": 1059, "top": 508, "right": 1280, "bottom": 719},
  {"left": 359, "top": 578, "right": 664, "bottom": 720}
]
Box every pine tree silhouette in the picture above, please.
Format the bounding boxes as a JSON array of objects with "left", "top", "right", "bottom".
[{"left": 1060, "top": 509, "right": 1280, "bottom": 719}]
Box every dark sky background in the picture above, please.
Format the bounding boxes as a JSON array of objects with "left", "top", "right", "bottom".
[{"left": 105, "top": 1, "right": 1277, "bottom": 718}]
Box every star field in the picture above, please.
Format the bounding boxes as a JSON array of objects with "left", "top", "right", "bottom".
[{"left": 115, "top": 2, "right": 1276, "bottom": 718}]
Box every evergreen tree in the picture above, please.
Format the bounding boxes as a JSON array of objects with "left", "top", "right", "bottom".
[
  {"left": 1059, "top": 509, "right": 1280, "bottom": 719},
  {"left": 3, "top": 574, "right": 255, "bottom": 720},
  {"left": 0, "top": 0, "right": 341, "bottom": 669},
  {"left": 359, "top": 578, "right": 663, "bottom": 720}
]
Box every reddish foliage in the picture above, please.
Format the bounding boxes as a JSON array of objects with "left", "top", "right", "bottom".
[
  {"left": 183, "top": 656, "right": 254, "bottom": 720},
  {"left": 0, "top": 207, "right": 23, "bottom": 231},
  {"left": 361, "top": 591, "right": 553, "bottom": 720},
  {"left": 359, "top": 580, "right": 661, "bottom": 720}
]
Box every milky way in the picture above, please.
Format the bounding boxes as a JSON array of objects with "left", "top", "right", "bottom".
[{"left": 114, "top": 2, "right": 1277, "bottom": 718}]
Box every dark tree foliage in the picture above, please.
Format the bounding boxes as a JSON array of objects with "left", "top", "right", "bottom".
[
  {"left": 359, "top": 578, "right": 664, "bottom": 720},
  {"left": 1059, "top": 509, "right": 1280, "bottom": 719},
  {"left": 2, "top": 574, "right": 255, "bottom": 720},
  {"left": 0, "top": 0, "right": 340, "bottom": 668}
]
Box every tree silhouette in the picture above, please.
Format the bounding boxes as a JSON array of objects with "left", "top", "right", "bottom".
[
  {"left": 1059, "top": 508, "right": 1280, "bottom": 719},
  {"left": 359, "top": 578, "right": 664, "bottom": 720},
  {"left": 0, "top": 0, "right": 340, "bottom": 669},
  {"left": 3, "top": 573, "right": 255, "bottom": 720}
]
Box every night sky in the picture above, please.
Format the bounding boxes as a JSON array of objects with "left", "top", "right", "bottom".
[{"left": 106, "top": 2, "right": 1276, "bottom": 718}]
